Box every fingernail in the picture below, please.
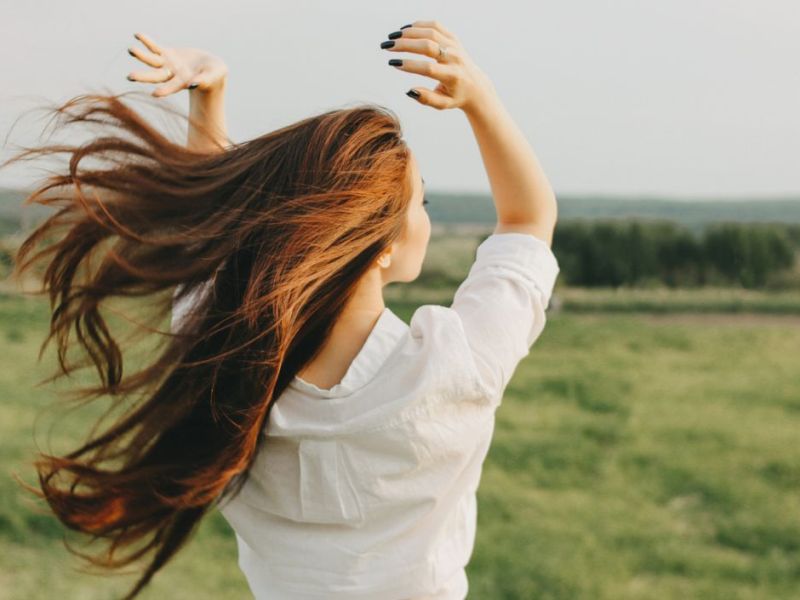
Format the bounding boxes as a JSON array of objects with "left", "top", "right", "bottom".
[
  {"left": 188, "top": 83, "right": 199, "bottom": 89},
  {"left": 380, "top": 40, "right": 395, "bottom": 49},
  {"left": 406, "top": 89, "right": 420, "bottom": 99},
  {"left": 127, "top": 75, "right": 134, "bottom": 81},
  {"left": 400, "top": 24, "right": 413, "bottom": 30},
  {"left": 388, "top": 31, "right": 402, "bottom": 40},
  {"left": 389, "top": 59, "right": 403, "bottom": 67},
  {"left": 127, "top": 48, "right": 135, "bottom": 56}
]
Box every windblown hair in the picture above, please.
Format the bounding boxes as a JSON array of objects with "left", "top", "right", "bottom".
[{"left": 4, "top": 89, "right": 413, "bottom": 598}]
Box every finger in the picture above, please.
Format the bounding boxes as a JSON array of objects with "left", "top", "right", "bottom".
[
  {"left": 152, "top": 76, "right": 189, "bottom": 98},
  {"left": 406, "top": 87, "right": 454, "bottom": 110},
  {"left": 159, "top": 68, "right": 210, "bottom": 95},
  {"left": 127, "top": 45, "right": 164, "bottom": 68},
  {"left": 133, "top": 32, "right": 163, "bottom": 55},
  {"left": 390, "top": 58, "right": 457, "bottom": 86},
  {"left": 183, "top": 69, "right": 212, "bottom": 91},
  {"left": 127, "top": 67, "right": 174, "bottom": 83},
  {"left": 381, "top": 38, "right": 442, "bottom": 61},
  {"left": 392, "top": 30, "right": 463, "bottom": 65},
  {"left": 391, "top": 26, "right": 452, "bottom": 48},
  {"left": 408, "top": 20, "right": 458, "bottom": 41}
]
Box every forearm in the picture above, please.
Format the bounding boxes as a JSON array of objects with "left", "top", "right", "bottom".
[
  {"left": 187, "top": 79, "right": 230, "bottom": 153},
  {"left": 464, "top": 90, "right": 558, "bottom": 241}
]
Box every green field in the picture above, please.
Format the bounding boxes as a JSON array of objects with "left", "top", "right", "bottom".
[{"left": 2, "top": 290, "right": 798, "bottom": 599}]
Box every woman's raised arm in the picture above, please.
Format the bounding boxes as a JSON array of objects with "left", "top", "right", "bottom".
[
  {"left": 382, "top": 20, "right": 557, "bottom": 246},
  {"left": 127, "top": 32, "right": 231, "bottom": 153}
]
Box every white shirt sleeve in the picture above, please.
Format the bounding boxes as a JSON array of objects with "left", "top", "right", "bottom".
[{"left": 450, "top": 232, "right": 560, "bottom": 408}]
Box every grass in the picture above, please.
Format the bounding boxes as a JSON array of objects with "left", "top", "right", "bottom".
[
  {"left": 1, "top": 291, "right": 799, "bottom": 599},
  {"left": 553, "top": 286, "right": 800, "bottom": 314},
  {"left": 464, "top": 311, "right": 800, "bottom": 599}
]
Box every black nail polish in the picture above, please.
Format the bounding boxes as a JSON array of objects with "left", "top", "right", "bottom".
[
  {"left": 388, "top": 31, "right": 402, "bottom": 40},
  {"left": 127, "top": 75, "right": 134, "bottom": 81},
  {"left": 388, "top": 59, "right": 403, "bottom": 67},
  {"left": 380, "top": 40, "right": 395, "bottom": 49},
  {"left": 406, "top": 89, "right": 420, "bottom": 99},
  {"left": 188, "top": 83, "right": 199, "bottom": 89},
  {"left": 400, "top": 24, "right": 413, "bottom": 30},
  {"left": 127, "top": 48, "right": 135, "bottom": 56}
]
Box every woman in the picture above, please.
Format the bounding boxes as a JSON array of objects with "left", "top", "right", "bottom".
[{"left": 8, "top": 19, "right": 559, "bottom": 600}]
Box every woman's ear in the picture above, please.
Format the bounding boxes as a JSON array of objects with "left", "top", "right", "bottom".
[{"left": 377, "top": 253, "right": 392, "bottom": 269}]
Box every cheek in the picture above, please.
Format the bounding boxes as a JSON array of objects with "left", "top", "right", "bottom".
[
  {"left": 415, "top": 209, "right": 430, "bottom": 245},
  {"left": 401, "top": 207, "right": 430, "bottom": 263}
]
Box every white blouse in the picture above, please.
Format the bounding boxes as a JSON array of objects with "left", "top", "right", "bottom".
[{"left": 170, "top": 232, "right": 561, "bottom": 600}]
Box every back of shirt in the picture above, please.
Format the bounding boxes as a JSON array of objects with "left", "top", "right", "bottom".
[{"left": 171, "top": 232, "right": 560, "bottom": 600}]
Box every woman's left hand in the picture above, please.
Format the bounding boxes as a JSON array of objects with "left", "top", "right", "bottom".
[
  {"left": 126, "top": 32, "right": 228, "bottom": 97},
  {"left": 381, "top": 20, "right": 496, "bottom": 114}
]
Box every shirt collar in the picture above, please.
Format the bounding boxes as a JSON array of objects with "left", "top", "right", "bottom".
[{"left": 287, "top": 306, "right": 408, "bottom": 399}]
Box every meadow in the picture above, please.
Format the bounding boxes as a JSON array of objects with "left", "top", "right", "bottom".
[{"left": 2, "top": 250, "right": 800, "bottom": 599}]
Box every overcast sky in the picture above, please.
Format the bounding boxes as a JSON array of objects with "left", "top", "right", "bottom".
[{"left": 2, "top": 0, "right": 799, "bottom": 198}]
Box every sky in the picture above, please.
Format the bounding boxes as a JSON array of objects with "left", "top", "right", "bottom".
[{"left": 2, "top": 0, "right": 799, "bottom": 198}]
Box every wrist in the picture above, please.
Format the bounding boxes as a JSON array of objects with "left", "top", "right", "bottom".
[
  {"left": 463, "top": 88, "right": 502, "bottom": 123},
  {"left": 462, "top": 68, "right": 501, "bottom": 118}
]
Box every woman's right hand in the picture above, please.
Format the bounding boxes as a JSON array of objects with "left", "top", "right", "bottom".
[
  {"left": 127, "top": 32, "right": 229, "bottom": 98},
  {"left": 381, "top": 20, "right": 498, "bottom": 114}
]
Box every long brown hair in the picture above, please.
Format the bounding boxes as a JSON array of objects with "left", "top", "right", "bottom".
[{"left": 3, "top": 89, "right": 412, "bottom": 598}]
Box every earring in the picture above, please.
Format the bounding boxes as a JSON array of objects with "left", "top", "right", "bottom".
[{"left": 378, "top": 254, "right": 391, "bottom": 268}]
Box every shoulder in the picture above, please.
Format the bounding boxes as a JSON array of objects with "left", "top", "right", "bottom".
[
  {"left": 462, "top": 232, "right": 561, "bottom": 302},
  {"left": 409, "top": 303, "right": 463, "bottom": 339},
  {"left": 398, "top": 304, "right": 491, "bottom": 403},
  {"left": 408, "top": 304, "right": 471, "bottom": 358}
]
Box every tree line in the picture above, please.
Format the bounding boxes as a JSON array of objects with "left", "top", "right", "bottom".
[{"left": 550, "top": 220, "right": 799, "bottom": 289}]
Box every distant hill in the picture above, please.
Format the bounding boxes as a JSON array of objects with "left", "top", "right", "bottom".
[
  {"left": 426, "top": 192, "right": 800, "bottom": 234},
  {"left": 2, "top": 186, "right": 800, "bottom": 236}
]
